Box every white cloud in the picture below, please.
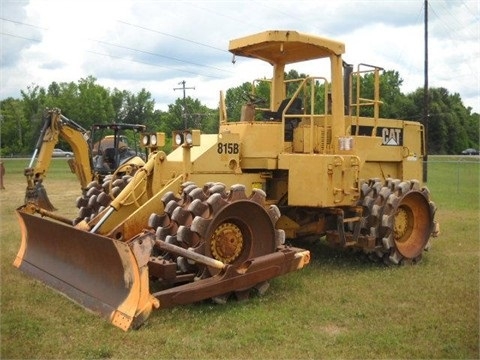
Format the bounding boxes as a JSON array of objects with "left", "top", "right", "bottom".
[{"left": 1, "top": 0, "right": 478, "bottom": 112}]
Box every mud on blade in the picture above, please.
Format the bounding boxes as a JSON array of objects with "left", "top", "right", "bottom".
[{"left": 13, "top": 207, "right": 156, "bottom": 331}]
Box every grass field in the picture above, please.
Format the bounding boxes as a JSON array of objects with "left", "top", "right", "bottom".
[{"left": 1, "top": 157, "right": 479, "bottom": 359}]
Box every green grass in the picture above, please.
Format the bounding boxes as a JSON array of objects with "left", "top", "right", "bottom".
[{"left": 1, "top": 156, "right": 479, "bottom": 359}]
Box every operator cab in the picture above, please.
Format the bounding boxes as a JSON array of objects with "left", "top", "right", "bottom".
[
  {"left": 221, "top": 30, "right": 347, "bottom": 154},
  {"left": 221, "top": 30, "right": 384, "bottom": 156},
  {"left": 91, "top": 124, "right": 146, "bottom": 173}
]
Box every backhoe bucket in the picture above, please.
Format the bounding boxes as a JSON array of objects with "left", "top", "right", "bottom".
[
  {"left": 13, "top": 207, "right": 158, "bottom": 331},
  {"left": 25, "top": 183, "right": 57, "bottom": 211}
]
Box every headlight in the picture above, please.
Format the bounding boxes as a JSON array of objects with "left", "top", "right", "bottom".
[
  {"left": 175, "top": 133, "right": 183, "bottom": 145},
  {"left": 150, "top": 134, "right": 157, "bottom": 146},
  {"left": 142, "top": 134, "right": 150, "bottom": 146},
  {"left": 185, "top": 132, "right": 193, "bottom": 145}
]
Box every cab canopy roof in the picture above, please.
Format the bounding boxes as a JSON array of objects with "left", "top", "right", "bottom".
[{"left": 228, "top": 30, "right": 345, "bottom": 65}]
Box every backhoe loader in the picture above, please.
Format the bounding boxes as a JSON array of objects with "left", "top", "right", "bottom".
[
  {"left": 14, "top": 30, "right": 438, "bottom": 331},
  {"left": 24, "top": 108, "right": 146, "bottom": 221}
]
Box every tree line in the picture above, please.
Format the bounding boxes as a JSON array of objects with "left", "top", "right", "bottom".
[{"left": 0, "top": 71, "right": 478, "bottom": 156}]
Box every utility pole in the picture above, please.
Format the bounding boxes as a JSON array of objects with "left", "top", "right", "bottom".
[
  {"left": 423, "top": 0, "right": 429, "bottom": 182},
  {"left": 174, "top": 80, "right": 195, "bottom": 129}
]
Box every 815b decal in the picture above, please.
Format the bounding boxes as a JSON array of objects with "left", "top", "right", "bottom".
[{"left": 217, "top": 143, "right": 239, "bottom": 154}]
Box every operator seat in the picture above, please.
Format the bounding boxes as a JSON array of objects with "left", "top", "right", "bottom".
[
  {"left": 104, "top": 147, "right": 116, "bottom": 170},
  {"left": 263, "top": 98, "right": 303, "bottom": 141},
  {"left": 263, "top": 98, "right": 303, "bottom": 121}
]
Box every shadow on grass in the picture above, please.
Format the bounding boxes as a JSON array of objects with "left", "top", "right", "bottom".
[{"left": 289, "top": 236, "right": 384, "bottom": 270}]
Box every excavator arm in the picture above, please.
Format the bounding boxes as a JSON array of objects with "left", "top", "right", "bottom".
[{"left": 24, "top": 108, "right": 93, "bottom": 210}]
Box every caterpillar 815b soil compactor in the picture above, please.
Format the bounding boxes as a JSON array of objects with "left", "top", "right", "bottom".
[{"left": 14, "top": 30, "right": 438, "bottom": 331}]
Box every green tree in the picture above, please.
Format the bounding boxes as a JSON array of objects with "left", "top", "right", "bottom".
[
  {"left": 406, "top": 87, "right": 477, "bottom": 154},
  {"left": 160, "top": 97, "right": 214, "bottom": 133},
  {"left": 20, "top": 84, "right": 47, "bottom": 153},
  {"left": 122, "top": 89, "right": 155, "bottom": 125},
  {"left": 21, "top": 83, "right": 46, "bottom": 122},
  {"left": 45, "top": 81, "right": 79, "bottom": 116},
  {"left": 0, "top": 98, "right": 28, "bottom": 156},
  {"left": 350, "top": 69, "right": 406, "bottom": 118},
  {"left": 465, "top": 112, "right": 480, "bottom": 150},
  {"left": 111, "top": 88, "right": 129, "bottom": 122},
  {"left": 2, "top": 72, "right": 477, "bottom": 157},
  {"left": 225, "top": 82, "right": 253, "bottom": 121},
  {"left": 76, "top": 76, "right": 114, "bottom": 127}
]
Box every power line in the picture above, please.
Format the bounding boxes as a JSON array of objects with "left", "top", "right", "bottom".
[
  {"left": 87, "top": 50, "right": 223, "bottom": 79},
  {"left": 91, "top": 38, "right": 230, "bottom": 74},
  {"left": 0, "top": 31, "right": 41, "bottom": 42},
  {"left": 435, "top": 0, "right": 478, "bottom": 37},
  {"left": 117, "top": 20, "right": 228, "bottom": 54},
  {"left": 460, "top": 0, "right": 480, "bottom": 22},
  {"left": 0, "top": 17, "right": 47, "bottom": 29},
  {"left": 0, "top": 17, "right": 232, "bottom": 77},
  {"left": 0, "top": 31, "right": 225, "bottom": 79},
  {"left": 427, "top": 1, "right": 478, "bottom": 76},
  {"left": 188, "top": 2, "right": 257, "bottom": 28}
]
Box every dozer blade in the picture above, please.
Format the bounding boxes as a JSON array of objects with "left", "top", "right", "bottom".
[
  {"left": 25, "top": 183, "right": 57, "bottom": 211},
  {"left": 13, "top": 207, "right": 158, "bottom": 331}
]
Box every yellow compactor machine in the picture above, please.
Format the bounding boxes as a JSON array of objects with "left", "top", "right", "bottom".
[{"left": 14, "top": 30, "right": 438, "bottom": 330}]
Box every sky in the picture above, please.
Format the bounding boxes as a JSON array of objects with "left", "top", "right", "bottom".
[{"left": 1, "top": 0, "right": 479, "bottom": 114}]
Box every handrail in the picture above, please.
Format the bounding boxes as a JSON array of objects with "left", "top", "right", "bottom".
[
  {"left": 271, "top": 76, "right": 330, "bottom": 153},
  {"left": 350, "top": 63, "right": 384, "bottom": 136},
  {"left": 248, "top": 75, "right": 331, "bottom": 154}
]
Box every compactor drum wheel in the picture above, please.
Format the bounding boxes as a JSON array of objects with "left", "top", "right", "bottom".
[
  {"left": 149, "top": 182, "right": 282, "bottom": 301},
  {"left": 74, "top": 158, "right": 145, "bottom": 224},
  {"left": 358, "top": 178, "right": 437, "bottom": 265},
  {"left": 74, "top": 174, "right": 133, "bottom": 224}
]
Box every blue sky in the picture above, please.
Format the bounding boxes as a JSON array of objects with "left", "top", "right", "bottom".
[{"left": 1, "top": 0, "right": 478, "bottom": 112}]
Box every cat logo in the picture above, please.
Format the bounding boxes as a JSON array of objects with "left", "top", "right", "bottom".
[
  {"left": 350, "top": 125, "right": 403, "bottom": 146},
  {"left": 382, "top": 127, "right": 402, "bottom": 146}
]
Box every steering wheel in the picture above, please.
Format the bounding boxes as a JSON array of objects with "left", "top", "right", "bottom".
[{"left": 242, "top": 92, "right": 267, "bottom": 106}]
